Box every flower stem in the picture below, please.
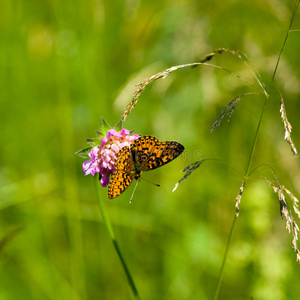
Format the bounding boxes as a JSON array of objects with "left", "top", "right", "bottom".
[
  {"left": 95, "top": 177, "right": 141, "bottom": 300},
  {"left": 214, "top": 214, "right": 237, "bottom": 300}
]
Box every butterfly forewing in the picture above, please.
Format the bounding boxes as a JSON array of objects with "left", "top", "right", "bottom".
[
  {"left": 130, "top": 136, "right": 158, "bottom": 170},
  {"left": 146, "top": 141, "right": 184, "bottom": 171}
]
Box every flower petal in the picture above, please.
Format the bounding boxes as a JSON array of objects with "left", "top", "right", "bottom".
[
  {"left": 120, "top": 128, "right": 130, "bottom": 136},
  {"left": 107, "top": 129, "right": 118, "bottom": 138},
  {"left": 101, "top": 136, "right": 108, "bottom": 145},
  {"left": 82, "top": 128, "right": 141, "bottom": 188},
  {"left": 100, "top": 172, "right": 111, "bottom": 187}
]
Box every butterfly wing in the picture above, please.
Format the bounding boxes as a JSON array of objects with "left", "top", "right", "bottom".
[
  {"left": 108, "top": 170, "right": 133, "bottom": 199},
  {"left": 108, "top": 136, "right": 184, "bottom": 199},
  {"left": 114, "top": 146, "right": 133, "bottom": 171},
  {"left": 130, "top": 136, "right": 159, "bottom": 171},
  {"left": 108, "top": 146, "right": 134, "bottom": 199},
  {"left": 146, "top": 140, "right": 184, "bottom": 171},
  {"left": 130, "top": 136, "right": 184, "bottom": 172}
]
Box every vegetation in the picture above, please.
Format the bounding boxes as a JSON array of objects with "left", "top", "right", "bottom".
[{"left": 1, "top": 0, "right": 300, "bottom": 299}]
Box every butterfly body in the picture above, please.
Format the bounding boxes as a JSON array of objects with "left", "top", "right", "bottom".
[{"left": 108, "top": 136, "right": 184, "bottom": 199}]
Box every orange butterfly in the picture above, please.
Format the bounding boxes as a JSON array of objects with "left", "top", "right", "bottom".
[{"left": 108, "top": 136, "right": 184, "bottom": 199}]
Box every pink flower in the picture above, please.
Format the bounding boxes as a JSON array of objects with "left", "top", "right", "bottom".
[{"left": 82, "top": 129, "right": 140, "bottom": 187}]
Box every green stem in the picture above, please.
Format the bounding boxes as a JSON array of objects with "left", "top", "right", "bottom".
[
  {"left": 215, "top": 94, "right": 268, "bottom": 299},
  {"left": 271, "top": 0, "right": 300, "bottom": 84},
  {"left": 245, "top": 96, "right": 269, "bottom": 177},
  {"left": 95, "top": 178, "right": 141, "bottom": 300},
  {"left": 214, "top": 215, "right": 237, "bottom": 300}
]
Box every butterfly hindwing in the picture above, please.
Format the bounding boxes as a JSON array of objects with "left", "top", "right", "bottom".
[
  {"left": 108, "top": 170, "right": 133, "bottom": 199},
  {"left": 108, "top": 146, "right": 134, "bottom": 199}
]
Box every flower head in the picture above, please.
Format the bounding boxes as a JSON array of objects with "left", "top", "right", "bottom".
[{"left": 82, "top": 128, "right": 140, "bottom": 187}]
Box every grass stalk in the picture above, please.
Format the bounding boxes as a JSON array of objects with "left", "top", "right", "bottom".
[
  {"left": 214, "top": 95, "right": 268, "bottom": 299},
  {"left": 214, "top": 215, "right": 238, "bottom": 300},
  {"left": 245, "top": 96, "right": 269, "bottom": 177},
  {"left": 94, "top": 178, "right": 141, "bottom": 300},
  {"left": 214, "top": 1, "right": 300, "bottom": 293},
  {"left": 271, "top": 0, "right": 300, "bottom": 84}
]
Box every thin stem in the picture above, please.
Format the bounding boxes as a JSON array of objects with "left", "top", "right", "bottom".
[
  {"left": 215, "top": 2, "right": 300, "bottom": 295},
  {"left": 248, "top": 163, "right": 280, "bottom": 185},
  {"left": 271, "top": 0, "right": 300, "bottom": 84},
  {"left": 215, "top": 92, "right": 268, "bottom": 299},
  {"left": 245, "top": 96, "right": 269, "bottom": 177},
  {"left": 214, "top": 215, "right": 238, "bottom": 300},
  {"left": 95, "top": 178, "right": 141, "bottom": 300}
]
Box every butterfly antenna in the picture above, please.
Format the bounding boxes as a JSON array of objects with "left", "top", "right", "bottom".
[
  {"left": 140, "top": 177, "right": 160, "bottom": 187},
  {"left": 129, "top": 180, "right": 140, "bottom": 203}
]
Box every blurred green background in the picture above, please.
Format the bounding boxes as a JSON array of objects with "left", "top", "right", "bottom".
[{"left": 1, "top": 0, "right": 300, "bottom": 299}]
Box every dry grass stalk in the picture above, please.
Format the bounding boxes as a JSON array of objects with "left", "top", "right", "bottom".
[
  {"left": 211, "top": 96, "right": 242, "bottom": 132},
  {"left": 280, "top": 94, "right": 297, "bottom": 155},
  {"left": 266, "top": 179, "right": 300, "bottom": 263},
  {"left": 173, "top": 160, "right": 208, "bottom": 192},
  {"left": 211, "top": 93, "right": 260, "bottom": 132},
  {"left": 210, "top": 93, "right": 257, "bottom": 132},
  {"left": 235, "top": 180, "right": 245, "bottom": 217},
  {"left": 121, "top": 64, "right": 202, "bottom": 122},
  {"left": 121, "top": 48, "right": 266, "bottom": 122}
]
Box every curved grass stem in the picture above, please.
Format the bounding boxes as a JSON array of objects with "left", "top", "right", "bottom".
[{"left": 95, "top": 177, "right": 141, "bottom": 300}]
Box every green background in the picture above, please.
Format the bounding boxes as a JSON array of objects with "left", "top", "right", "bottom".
[{"left": 1, "top": 0, "right": 300, "bottom": 299}]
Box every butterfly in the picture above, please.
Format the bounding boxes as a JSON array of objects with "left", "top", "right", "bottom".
[{"left": 108, "top": 136, "right": 184, "bottom": 200}]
